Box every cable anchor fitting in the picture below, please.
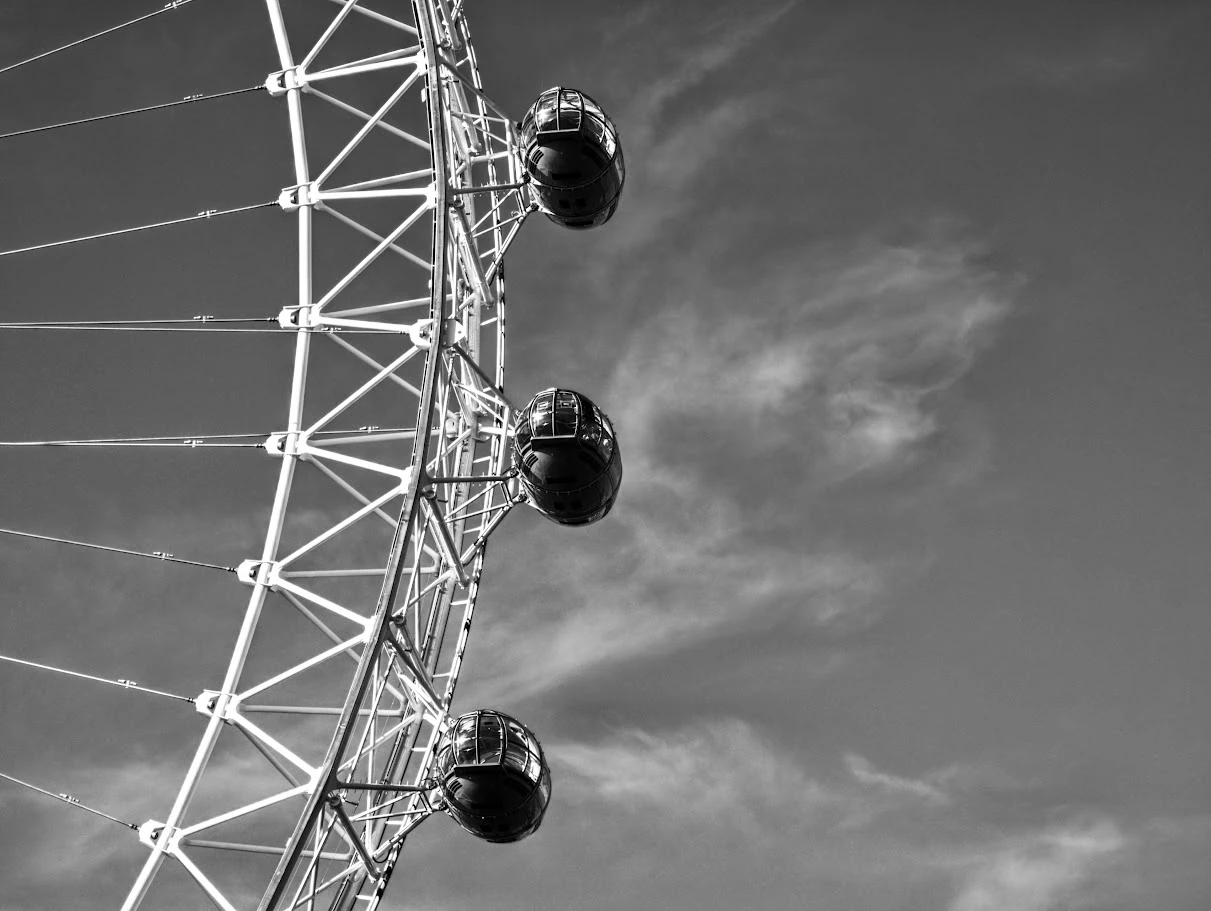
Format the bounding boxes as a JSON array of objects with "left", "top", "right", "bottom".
[
  {"left": 278, "top": 183, "right": 315, "bottom": 212},
  {"left": 278, "top": 304, "right": 317, "bottom": 329},
  {"left": 264, "top": 67, "right": 302, "bottom": 96},
  {"left": 263, "top": 431, "right": 302, "bottom": 457},
  {"left": 137, "top": 819, "right": 179, "bottom": 851},
  {"left": 236, "top": 559, "right": 276, "bottom": 587},
  {"left": 194, "top": 689, "right": 241, "bottom": 723}
]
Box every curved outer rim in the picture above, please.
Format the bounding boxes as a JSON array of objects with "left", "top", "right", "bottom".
[
  {"left": 116, "top": 3, "right": 530, "bottom": 909},
  {"left": 255, "top": 1, "right": 452, "bottom": 905}
]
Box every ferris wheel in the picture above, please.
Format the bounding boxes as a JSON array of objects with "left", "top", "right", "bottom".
[{"left": 0, "top": 2, "right": 625, "bottom": 908}]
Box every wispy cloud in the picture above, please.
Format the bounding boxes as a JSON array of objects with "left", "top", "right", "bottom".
[
  {"left": 613, "top": 232, "right": 1013, "bottom": 483},
  {"left": 1002, "top": 3, "right": 1211, "bottom": 92},
  {"left": 565, "top": 1, "right": 807, "bottom": 281},
  {"left": 555, "top": 718, "right": 836, "bottom": 841},
  {"left": 543, "top": 719, "right": 1155, "bottom": 911},
  {"left": 469, "top": 529, "right": 880, "bottom": 702},
  {"left": 469, "top": 226, "right": 1014, "bottom": 702},
  {"left": 553, "top": 719, "right": 1004, "bottom": 839},
  {"left": 844, "top": 752, "right": 950, "bottom": 805},
  {"left": 1008, "top": 28, "right": 1158, "bottom": 90},
  {"left": 610, "top": 1, "right": 798, "bottom": 144},
  {"left": 947, "top": 819, "right": 1129, "bottom": 911}
]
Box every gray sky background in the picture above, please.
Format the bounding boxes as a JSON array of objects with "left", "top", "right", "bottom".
[{"left": 0, "top": 1, "right": 1209, "bottom": 909}]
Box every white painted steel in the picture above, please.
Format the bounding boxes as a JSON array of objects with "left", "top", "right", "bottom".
[{"left": 116, "top": 2, "right": 532, "bottom": 908}]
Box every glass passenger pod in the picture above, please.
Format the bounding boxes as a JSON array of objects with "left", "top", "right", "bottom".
[
  {"left": 434, "top": 710, "right": 552, "bottom": 844},
  {"left": 512, "top": 388, "right": 623, "bottom": 527},
  {"left": 520, "top": 87, "right": 625, "bottom": 229}
]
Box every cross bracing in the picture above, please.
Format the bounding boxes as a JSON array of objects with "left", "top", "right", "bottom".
[
  {"left": 0, "top": 0, "right": 540, "bottom": 905},
  {"left": 73, "top": 2, "right": 535, "bottom": 908}
]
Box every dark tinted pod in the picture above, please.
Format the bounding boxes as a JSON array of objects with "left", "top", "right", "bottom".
[
  {"left": 434, "top": 710, "right": 552, "bottom": 844},
  {"left": 519, "top": 87, "right": 625, "bottom": 229},
  {"left": 512, "top": 388, "right": 623, "bottom": 526}
]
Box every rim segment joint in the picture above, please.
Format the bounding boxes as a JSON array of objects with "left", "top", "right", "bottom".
[
  {"left": 277, "top": 305, "right": 316, "bottom": 330},
  {"left": 237, "top": 559, "right": 275, "bottom": 586},
  {"left": 409, "top": 317, "right": 467, "bottom": 350},
  {"left": 263, "top": 432, "right": 303, "bottom": 456},
  {"left": 264, "top": 67, "right": 300, "bottom": 97},
  {"left": 137, "top": 819, "right": 179, "bottom": 852},
  {"left": 277, "top": 183, "right": 315, "bottom": 211},
  {"left": 194, "top": 689, "right": 235, "bottom": 719}
]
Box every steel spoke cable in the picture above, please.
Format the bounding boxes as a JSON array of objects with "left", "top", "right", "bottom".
[
  {"left": 0, "top": 325, "right": 291, "bottom": 333},
  {"left": 0, "top": 318, "right": 412, "bottom": 335},
  {"left": 0, "top": 527, "right": 235, "bottom": 573},
  {"left": 0, "top": 440, "right": 262, "bottom": 449},
  {"left": 0, "top": 0, "right": 200, "bottom": 77},
  {"left": 0, "top": 316, "right": 282, "bottom": 334},
  {"left": 0, "top": 427, "right": 418, "bottom": 447},
  {"left": 0, "top": 85, "right": 265, "bottom": 142},
  {"left": 0, "top": 318, "right": 274, "bottom": 326},
  {"left": 0, "top": 201, "right": 277, "bottom": 259},
  {"left": 0, "top": 325, "right": 386, "bottom": 333},
  {"left": 0, "top": 653, "right": 194, "bottom": 704},
  {"left": 1, "top": 431, "right": 268, "bottom": 444},
  {"left": 0, "top": 771, "right": 138, "bottom": 830}
]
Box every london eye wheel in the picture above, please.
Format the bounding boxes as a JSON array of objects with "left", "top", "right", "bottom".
[{"left": 0, "top": 2, "right": 625, "bottom": 908}]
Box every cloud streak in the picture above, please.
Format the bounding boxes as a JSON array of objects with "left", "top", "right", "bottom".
[
  {"left": 469, "top": 227, "right": 1014, "bottom": 702},
  {"left": 555, "top": 718, "right": 835, "bottom": 844},
  {"left": 614, "top": 233, "right": 1013, "bottom": 481},
  {"left": 844, "top": 752, "right": 950, "bottom": 805},
  {"left": 548, "top": 717, "right": 1139, "bottom": 911},
  {"left": 948, "top": 819, "right": 1128, "bottom": 911},
  {"left": 554, "top": 719, "right": 996, "bottom": 840}
]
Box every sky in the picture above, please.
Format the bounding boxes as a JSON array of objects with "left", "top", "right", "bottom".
[{"left": 1, "top": 0, "right": 1209, "bottom": 909}]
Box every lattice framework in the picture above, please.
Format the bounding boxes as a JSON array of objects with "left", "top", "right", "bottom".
[{"left": 111, "top": 3, "right": 537, "bottom": 908}]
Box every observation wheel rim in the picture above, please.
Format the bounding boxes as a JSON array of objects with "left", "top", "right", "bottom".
[{"left": 0, "top": 1, "right": 538, "bottom": 907}]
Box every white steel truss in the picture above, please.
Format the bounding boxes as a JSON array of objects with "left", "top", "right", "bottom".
[{"left": 119, "top": 2, "right": 533, "bottom": 908}]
